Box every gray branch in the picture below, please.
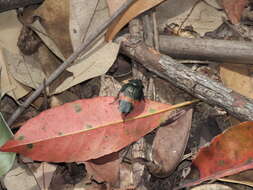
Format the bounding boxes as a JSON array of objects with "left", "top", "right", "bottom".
[
  {"left": 121, "top": 41, "right": 253, "bottom": 121},
  {"left": 159, "top": 35, "right": 253, "bottom": 64},
  {"left": 0, "top": 0, "right": 43, "bottom": 12}
]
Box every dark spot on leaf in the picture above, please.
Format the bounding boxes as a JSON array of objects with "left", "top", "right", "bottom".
[
  {"left": 73, "top": 104, "right": 82, "bottom": 113},
  {"left": 218, "top": 160, "right": 225, "bottom": 166},
  {"left": 149, "top": 108, "right": 156, "bottom": 113},
  {"left": 86, "top": 124, "right": 93, "bottom": 129},
  {"left": 27, "top": 144, "right": 34, "bottom": 149},
  {"left": 17, "top": 135, "right": 25, "bottom": 140},
  {"left": 246, "top": 157, "right": 253, "bottom": 164},
  {"left": 58, "top": 132, "right": 63, "bottom": 136}
]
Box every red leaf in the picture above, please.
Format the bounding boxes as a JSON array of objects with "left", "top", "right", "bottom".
[
  {"left": 178, "top": 121, "right": 253, "bottom": 189},
  {"left": 0, "top": 97, "right": 175, "bottom": 162},
  {"left": 221, "top": 0, "right": 248, "bottom": 24}
]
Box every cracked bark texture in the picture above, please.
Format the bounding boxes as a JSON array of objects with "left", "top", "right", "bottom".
[{"left": 121, "top": 41, "right": 253, "bottom": 121}]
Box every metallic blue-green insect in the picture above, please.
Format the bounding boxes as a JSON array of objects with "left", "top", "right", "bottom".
[{"left": 116, "top": 79, "right": 144, "bottom": 116}]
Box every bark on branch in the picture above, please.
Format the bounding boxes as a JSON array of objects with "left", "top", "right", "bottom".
[
  {"left": 0, "top": 0, "right": 43, "bottom": 13},
  {"left": 159, "top": 35, "right": 253, "bottom": 64},
  {"left": 121, "top": 40, "right": 253, "bottom": 121}
]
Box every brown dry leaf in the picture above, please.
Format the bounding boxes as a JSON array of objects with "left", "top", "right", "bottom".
[
  {"left": 218, "top": 0, "right": 248, "bottom": 24},
  {"left": 220, "top": 64, "right": 253, "bottom": 99},
  {"left": 148, "top": 109, "right": 193, "bottom": 177},
  {"left": 34, "top": 0, "right": 73, "bottom": 58},
  {"left": 220, "top": 64, "right": 253, "bottom": 124},
  {"left": 219, "top": 170, "right": 253, "bottom": 187},
  {"left": 85, "top": 152, "right": 120, "bottom": 187},
  {"left": 0, "top": 48, "right": 30, "bottom": 100},
  {"left": 4, "top": 162, "right": 57, "bottom": 190},
  {"left": 106, "top": 0, "right": 166, "bottom": 41}
]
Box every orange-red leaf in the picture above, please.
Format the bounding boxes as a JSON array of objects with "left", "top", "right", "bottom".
[
  {"left": 178, "top": 121, "right": 253, "bottom": 188},
  {"left": 105, "top": 0, "right": 165, "bottom": 41},
  {"left": 0, "top": 97, "right": 174, "bottom": 162}
]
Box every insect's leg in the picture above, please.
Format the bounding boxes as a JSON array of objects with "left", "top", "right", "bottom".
[{"left": 109, "top": 92, "right": 120, "bottom": 104}]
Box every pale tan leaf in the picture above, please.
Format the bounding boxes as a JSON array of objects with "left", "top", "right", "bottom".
[
  {"left": 0, "top": 11, "right": 22, "bottom": 55},
  {"left": 69, "top": 0, "right": 109, "bottom": 50},
  {"left": 106, "top": 0, "right": 166, "bottom": 41},
  {"left": 7, "top": 52, "right": 45, "bottom": 89},
  {"left": 220, "top": 64, "right": 253, "bottom": 99},
  {"left": 157, "top": 0, "right": 224, "bottom": 36},
  {"left": 4, "top": 162, "right": 56, "bottom": 190},
  {"left": 54, "top": 41, "right": 119, "bottom": 94},
  {"left": 0, "top": 48, "right": 30, "bottom": 100}
]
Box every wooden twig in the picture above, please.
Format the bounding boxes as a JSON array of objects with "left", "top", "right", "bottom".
[
  {"left": 120, "top": 40, "right": 253, "bottom": 121},
  {"left": 0, "top": 0, "right": 43, "bottom": 13},
  {"left": 152, "top": 10, "right": 159, "bottom": 51},
  {"left": 7, "top": 0, "right": 137, "bottom": 126},
  {"left": 142, "top": 11, "right": 154, "bottom": 47},
  {"left": 177, "top": 0, "right": 201, "bottom": 34},
  {"left": 159, "top": 35, "right": 253, "bottom": 64}
]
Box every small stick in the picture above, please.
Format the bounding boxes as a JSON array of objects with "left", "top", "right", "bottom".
[
  {"left": 152, "top": 10, "right": 159, "bottom": 51},
  {"left": 7, "top": 0, "right": 137, "bottom": 126},
  {"left": 177, "top": 0, "right": 202, "bottom": 34}
]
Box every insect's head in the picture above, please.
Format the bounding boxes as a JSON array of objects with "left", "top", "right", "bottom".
[{"left": 128, "top": 79, "right": 144, "bottom": 89}]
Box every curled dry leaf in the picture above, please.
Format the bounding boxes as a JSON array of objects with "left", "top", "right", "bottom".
[
  {"left": 0, "top": 97, "right": 174, "bottom": 162},
  {"left": 148, "top": 109, "right": 193, "bottom": 177},
  {"left": 106, "top": 0, "right": 166, "bottom": 41},
  {"left": 178, "top": 121, "right": 253, "bottom": 189}
]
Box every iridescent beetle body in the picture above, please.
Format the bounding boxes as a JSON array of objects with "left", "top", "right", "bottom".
[{"left": 116, "top": 79, "right": 144, "bottom": 116}]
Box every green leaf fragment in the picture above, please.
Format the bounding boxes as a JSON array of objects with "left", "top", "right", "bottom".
[
  {"left": 73, "top": 104, "right": 82, "bottom": 113},
  {"left": 149, "top": 108, "right": 156, "bottom": 113},
  {"left": 86, "top": 124, "right": 93, "bottom": 129},
  {"left": 0, "top": 113, "right": 16, "bottom": 177}
]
